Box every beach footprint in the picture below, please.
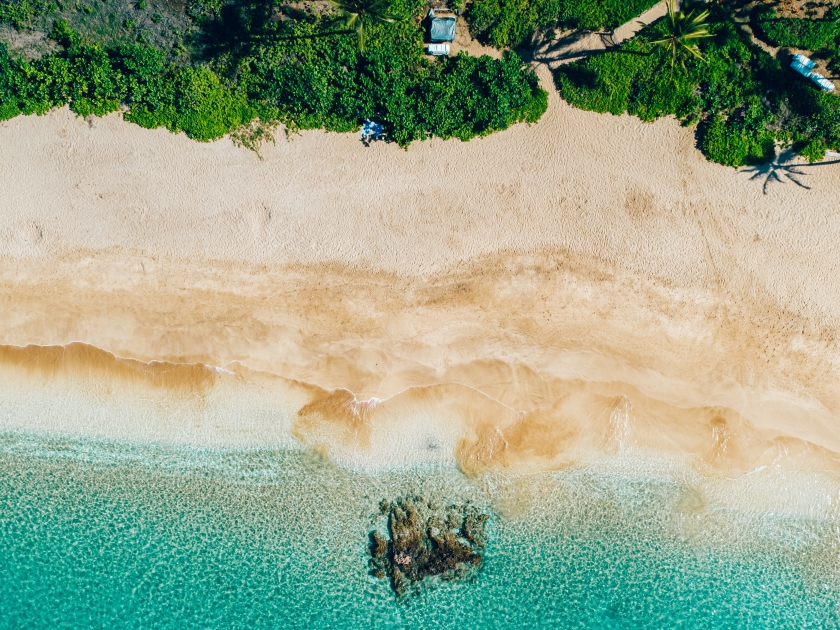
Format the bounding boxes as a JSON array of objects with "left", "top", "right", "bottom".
[
  {"left": 1, "top": 220, "right": 45, "bottom": 257},
  {"left": 233, "top": 202, "right": 273, "bottom": 239},
  {"left": 624, "top": 185, "right": 658, "bottom": 221}
]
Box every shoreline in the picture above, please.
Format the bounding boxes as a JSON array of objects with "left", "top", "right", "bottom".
[
  {"left": 2, "top": 336, "right": 840, "bottom": 479},
  {"left": 3, "top": 246, "right": 840, "bottom": 455},
  {"left": 2, "top": 417, "right": 840, "bottom": 529}
]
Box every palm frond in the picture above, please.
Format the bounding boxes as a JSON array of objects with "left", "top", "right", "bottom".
[
  {"left": 648, "top": 0, "right": 714, "bottom": 69},
  {"left": 278, "top": 0, "right": 400, "bottom": 50},
  {"left": 330, "top": 0, "right": 400, "bottom": 50}
]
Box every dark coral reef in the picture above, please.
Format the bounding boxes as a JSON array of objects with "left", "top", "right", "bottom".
[{"left": 368, "top": 497, "right": 489, "bottom": 597}]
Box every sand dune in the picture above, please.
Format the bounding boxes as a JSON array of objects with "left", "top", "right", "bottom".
[{"left": 2, "top": 67, "right": 840, "bottom": 472}]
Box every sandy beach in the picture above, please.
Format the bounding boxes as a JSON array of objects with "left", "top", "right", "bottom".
[{"left": 3, "top": 65, "right": 840, "bottom": 473}]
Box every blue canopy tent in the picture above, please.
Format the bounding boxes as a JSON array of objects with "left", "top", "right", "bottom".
[{"left": 429, "top": 9, "right": 456, "bottom": 42}]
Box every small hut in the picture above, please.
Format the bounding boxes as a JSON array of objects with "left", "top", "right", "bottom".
[{"left": 429, "top": 9, "right": 456, "bottom": 43}]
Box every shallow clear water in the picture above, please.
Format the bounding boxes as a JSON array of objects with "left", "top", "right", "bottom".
[{"left": 0, "top": 432, "right": 838, "bottom": 629}]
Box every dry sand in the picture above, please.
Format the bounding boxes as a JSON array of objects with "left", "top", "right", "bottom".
[{"left": 2, "top": 66, "right": 840, "bottom": 474}]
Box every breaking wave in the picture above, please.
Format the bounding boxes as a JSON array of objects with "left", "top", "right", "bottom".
[{"left": 2, "top": 341, "right": 839, "bottom": 480}]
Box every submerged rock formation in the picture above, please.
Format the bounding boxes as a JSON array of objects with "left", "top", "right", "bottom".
[{"left": 368, "top": 497, "right": 489, "bottom": 597}]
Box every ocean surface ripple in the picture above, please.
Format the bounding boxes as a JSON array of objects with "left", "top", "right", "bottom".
[{"left": 1, "top": 431, "right": 839, "bottom": 629}]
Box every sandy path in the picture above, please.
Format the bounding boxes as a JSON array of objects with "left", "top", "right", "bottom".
[
  {"left": 532, "top": 0, "right": 672, "bottom": 67},
  {"left": 2, "top": 68, "right": 840, "bottom": 468}
]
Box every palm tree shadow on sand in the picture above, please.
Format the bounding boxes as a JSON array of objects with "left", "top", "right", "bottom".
[{"left": 742, "top": 148, "right": 840, "bottom": 194}]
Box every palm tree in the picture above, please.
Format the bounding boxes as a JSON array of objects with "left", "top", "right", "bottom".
[
  {"left": 646, "top": 0, "right": 713, "bottom": 68},
  {"left": 278, "top": 0, "right": 399, "bottom": 51},
  {"left": 331, "top": 0, "right": 397, "bottom": 50}
]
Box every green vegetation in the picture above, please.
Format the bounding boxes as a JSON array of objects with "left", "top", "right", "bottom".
[
  {"left": 556, "top": 3, "right": 840, "bottom": 167},
  {"left": 700, "top": 113, "right": 776, "bottom": 168},
  {"left": 251, "top": 16, "right": 546, "bottom": 145},
  {"left": 647, "top": 0, "right": 711, "bottom": 69},
  {"left": 0, "top": 21, "right": 260, "bottom": 138},
  {"left": 465, "top": 0, "right": 659, "bottom": 49},
  {"left": 0, "top": 0, "right": 547, "bottom": 146},
  {"left": 755, "top": 7, "right": 840, "bottom": 51},
  {"left": 0, "top": 0, "right": 53, "bottom": 29},
  {"left": 329, "top": 0, "right": 399, "bottom": 50},
  {"left": 3, "top": 0, "right": 838, "bottom": 167}
]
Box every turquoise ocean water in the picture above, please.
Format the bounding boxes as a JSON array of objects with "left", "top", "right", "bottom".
[{"left": 1, "top": 431, "right": 839, "bottom": 629}]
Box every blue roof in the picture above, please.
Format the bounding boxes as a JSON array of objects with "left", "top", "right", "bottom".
[{"left": 430, "top": 16, "right": 456, "bottom": 42}]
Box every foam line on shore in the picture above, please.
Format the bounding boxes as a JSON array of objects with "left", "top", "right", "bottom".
[{"left": 2, "top": 340, "right": 840, "bottom": 480}]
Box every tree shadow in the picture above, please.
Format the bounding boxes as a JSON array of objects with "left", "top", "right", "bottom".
[
  {"left": 522, "top": 28, "right": 652, "bottom": 68},
  {"left": 522, "top": 30, "right": 611, "bottom": 64},
  {"left": 195, "top": 0, "right": 280, "bottom": 62},
  {"left": 741, "top": 148, "right": 840, "bottom": 194}
]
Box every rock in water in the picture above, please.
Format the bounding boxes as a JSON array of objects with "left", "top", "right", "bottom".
[{"left": 368, "top": 497, "right": 489, "bottom": 597}]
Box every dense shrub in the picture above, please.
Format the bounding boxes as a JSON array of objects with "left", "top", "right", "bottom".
[
  {"left": 413, "top": 52, "right": 547, "bottom": 140},
  {"left": 755, "top": 9, "right": 840, "bottom": 51},
  {"left": 556, "top": 15, "right": 840, "bottom": 166},
  {"left": 798, "top": 137, "right": 827, "bottom": 162},
  {"left": 249, "top": 15, "right": 546, "bottom": 145},
  {"left": 466, "top": 0, "right": 659, "bottom": 48},
  {"left": 125, "top": 67, "right": 257, "bottom": 141},
  {"left": 700, "top": 114, "right": 775, "bottom": 167},
  {"left": 808, "top": 90, "right": 840, "bottom": 149},
  {"left": 558, "top": 0, "right": 662, "bottom": 33},
  {"left": 555, "top": 44, "right": 651, "bottom": 115},
  {"left": 0, "top": 23, "right": 123, "bottom": 118},
  {"left": 0, "top": 30, "right": 259, "bottom": 140},
  {"left": 0, "top": 10, "right": 547, "bottom": 146},
  {"left": 0, "top": 44, "right": 23, "bottom": 119},
  {"left": 556, "top": 34, "right": 705, "bottom": 122},
  {"left": 0, "top": 0, "right": 52, "bottom": 28}
]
